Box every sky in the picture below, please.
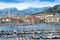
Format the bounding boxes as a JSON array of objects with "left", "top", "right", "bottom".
[{"left": 0, "top": 0, "right": 60, "bottom": 10}]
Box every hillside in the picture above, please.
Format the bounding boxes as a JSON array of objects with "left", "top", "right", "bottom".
[
  {"left": 0, "top": 7, "right": 48, "bottom": 16},
  {"left": 44, "top": 4, "right": 60, "bottom": 13}
]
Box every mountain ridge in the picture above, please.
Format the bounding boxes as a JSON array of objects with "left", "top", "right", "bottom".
[
  {"left": 44, "top": 4, "right": 60, "bottom": 14},
  {"left": 0, "top": 7, "right": 48, "bottom": 16}
]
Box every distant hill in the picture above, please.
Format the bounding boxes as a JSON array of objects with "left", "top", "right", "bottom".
[
  {"left": 0, "top": 4, "right": 60, "bottom": 17},
  {"left": 20, "top": 7, "right": 48, "bottom": 15},
  {"left": 0, "top": 8, "right": 19, "bottom": 16},
  {"left": 44, "top": 4, "right": 60, "bottom": 13},
  {"left": 0, "top": 7, "right": 48, "bottom": 16}
]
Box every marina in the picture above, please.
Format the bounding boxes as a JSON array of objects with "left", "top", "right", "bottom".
[
  {"left": 0, "top": 0, "right": 60, "bottom": 40},
  {"left": 0, "top": 30, "right": 60, "bottom": 39},
  {"left": 0, "top": 23, "right": 59, "bottom": 40}
]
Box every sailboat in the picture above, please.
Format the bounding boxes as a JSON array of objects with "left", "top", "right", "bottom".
[{"left": 31, "top": 27, "right": 40, "bottom": 39}]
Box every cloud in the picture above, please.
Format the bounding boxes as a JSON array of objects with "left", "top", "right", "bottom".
[
  {"left": 0, "top": 0, "right": 60, "bottom": 10},
  {"left": 0, "top": 2, "right": 59, "bottom": 10},
  {"left": 0, "top": 2, "right": 30, "bottom": 10}
]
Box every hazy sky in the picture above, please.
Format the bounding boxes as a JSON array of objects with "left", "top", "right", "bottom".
[{"left": 0, "top": 0, "right": 60, "bottom": 10}]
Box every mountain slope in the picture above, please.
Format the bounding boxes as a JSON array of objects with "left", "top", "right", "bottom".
[
  {"left": 0, "top": 7, "right": 48, "bottom": 16},
  {"left": 44, "top": 4, "right": 60, "bottom": 13},
  {"left": 19, "top": 7, "right": 48, "bottom": 15}
]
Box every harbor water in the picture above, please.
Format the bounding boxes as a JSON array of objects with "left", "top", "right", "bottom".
[
  {"left": 0, "top": 23, "right": 60, "bottom": 40},
  {"left": 0, "top": 23, "right": 60, "bottom": 31}
]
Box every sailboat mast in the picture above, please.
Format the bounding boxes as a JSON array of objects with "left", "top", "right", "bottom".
[{"left": 8, "top": 9, "right": 11, "bottom": 18}]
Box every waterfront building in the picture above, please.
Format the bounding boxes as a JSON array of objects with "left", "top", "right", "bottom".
[{"left": 45, "top": 14, "right": 60, "bottom": 23}]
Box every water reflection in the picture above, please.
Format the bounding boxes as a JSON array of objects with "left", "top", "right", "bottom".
[{"left": 0, "top": 23, "right": 60, "bottom": 31}]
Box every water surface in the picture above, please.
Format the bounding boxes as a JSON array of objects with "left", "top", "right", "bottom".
[{"left": 0, "top": 23, "right": 60, "bottom": 31}]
